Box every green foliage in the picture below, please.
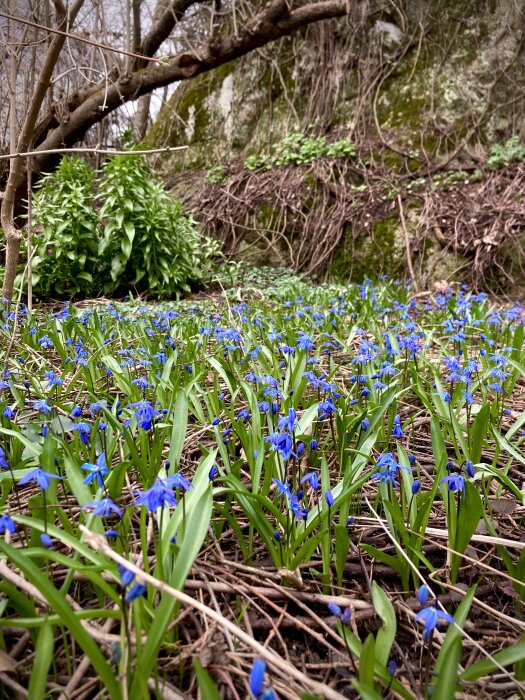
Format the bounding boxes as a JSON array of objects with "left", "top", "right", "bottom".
[
  {"left": 244, "top": 131, "right": 355, "bottom": 171},
  {"left": 487, "top": 136, "right": 525, "bottom": 170},
  {"left": 26, "top": 154, "right": 220, "bottom": 299},
  {"left": 205, "top": 164, "right": 227, "bottom": 184},
  {"left": 98, "top": 154, "right": 219, "bottom": 297},
  {"left": 29, "top": 157, "right": 101, "bottom": 298}
]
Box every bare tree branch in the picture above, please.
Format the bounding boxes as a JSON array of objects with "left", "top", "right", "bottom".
[{"left": 33, "top": 0, "right": 350, "bottom": 173}]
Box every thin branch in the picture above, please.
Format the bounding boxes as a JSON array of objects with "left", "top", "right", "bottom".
[
  {"left": 0, "top": 145, "right": 188, "bottom": 160},
  {"left": 0, "top": 10, "right": 166, "bottom": 64}
]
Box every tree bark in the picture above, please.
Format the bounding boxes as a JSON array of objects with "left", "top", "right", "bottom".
[{"left": 1, "top": 0, "right": 86, "bottom": 300}]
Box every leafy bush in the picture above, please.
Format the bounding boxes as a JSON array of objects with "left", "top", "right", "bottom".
[
  {"left": 487, "top": 136, "right": 525, "bottom": 170},
  {"left": 29, "top": 158, "right": 101, "bottom": 298},
  {"left": 97, "top": 154, "right": 219, "bottom": 297},
  {"left": 244, "top": 131, "right": 355, "bottom": 171},
  {"left": 25, "top": 154, "right": 219, "bottom": 299},
  {"left": 205, "top": 164, "right": 227, "bottom": 184}
]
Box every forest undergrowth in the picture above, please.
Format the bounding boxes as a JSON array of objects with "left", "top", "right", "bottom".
[{"left": 0, "top": 273, "right": 524, "bottom": 699}]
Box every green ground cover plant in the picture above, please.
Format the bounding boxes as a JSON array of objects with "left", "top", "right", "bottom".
[{"left": 0, "top": 277, "right": 524, "bottom": 698}]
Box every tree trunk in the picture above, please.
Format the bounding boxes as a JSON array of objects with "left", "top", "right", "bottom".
[{"left": 1, "top": 0, "right": 86, "bottom": 300}]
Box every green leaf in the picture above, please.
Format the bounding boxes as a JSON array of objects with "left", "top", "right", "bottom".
[
  {"left": 470, "top": 403, "right": 490, "bottom": 464},
  {"left": 460, "top": 642, "right": 525, "bottom": 682},
  {"left": 193, "top": 658, "right": 222, "bottom": 700},
  {"left": 132, "top": 455, "right": 214, "bottom": 698},
  {"left": 359, "top": 634, "right": 376, "bottom": 688},
  {"left": 432, "top": 641, "right": 462, "bottom": 700},
  {"left": 351, "top": 681, "right": 384, "bottom": 700},
  {"left": 334, "top": 524, "right": 349, "bottom": 589},
  {"left": 451, "top": 480, "right": 484, "bottom": 581},
  {"left": 27, "top": 617, "right": 54, "bottom": 700},
  {"left": 371, "top": 582, "right": 397, "bottom": 668},
  {"left": 433, "top": 584, "right": 476, "bottom": 700},
  {"left": 168, "top": 391, "right": 188, "bottom": 470},
  {"left": 0, "top": 540, "right": 121, "bottom": 699}
]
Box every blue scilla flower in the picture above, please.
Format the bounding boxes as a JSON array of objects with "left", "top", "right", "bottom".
[
  {"left": 19, "top": 467, "right": 62, "bottom": 490},
  {"left": 135, "top": 479, "right": 177, "bottom": 511},
  {"left": 465, "top": 460, "right": 475, "bottom": 478},
  {"left": 279, "top": 343, "right": 296, "bottom": 355},
  {"left": 249, "top": 658, "right": 266, "bottom": 698},
  {"left": 118, "top": 564, "right": 135, "bottom": 587},
  {"left": 40, "top": 533, "right": 53, "bottom": 548},
  {"left": 328, "top": 603, "right": 351, "bottom": 624},
  {"left": 372, "top": 453, "right": 409, "bottom": 486},
  {"left": 462, "top": 390, "right": 474, "bottom": 406},
  {"left": 128, "top": 400, "right": 160, "bottom": 430},
  {"left": 125, "top": 582, "right": 147, "bottom": 602},
  {"left": 1, "top": 406, "right": 14, "bottom": 419},
  {"left": 82, "top": 453, "right": 108, "bottom": 489},
  {"left": 71, "top": 421, "right": 91, "bottom": 445},
  {"left": 272, "top": 478, "right": 291, "bottom": 498},
  {"left": 417, "top": 585, "right": 430, "bottom": 606},
  {"left": 266, "top": 432, "right": 294, "bottom": 461},
  {"left": 296, "top": 333, "right": 314, "bottom": 351},
  {"left": 32, "top": 398, "right": 52, "bottom": 414},
  {"left": 0, "top": 448, "right": 8, "bottom": 470},
  {"left": 166, "top": 472, "right": 193, "bottom": 492},
  {"left": 38, "top": 335, "right": 54, "bottom": 349},
  {"left": 70, "top": 405, "right": 82, "bottom": 418},
  {"left": 325, "top": 490, "right": 334, "bottom": 507},
  {"left": 277, "top": 408, "right": 297, "bottom": 433},
  {"left": 43, "top": 370, "right": 63, "bottom": 387},
  {"left": 318, "top": 397, "right": 336, "bottom": 419},
  {"left": 82, "top": 498, "right": 122, "bottom": 518},
  {"left": 387, "top": 659, "right": 397, "bottom": 677},
  {"left": 300, "top": 471, "right": 319, "bottom": 491},
  {"left": 0, "top": 513, "right": 16, "bottom": 534},
  {"left": 361, "top": 417, "right": 370, "bottom": 431},
  {"left": 90, "top": 401, "right": 108, "bottom": 416},
  {"left": 440, "top": 473, "right": 465, "bottom": 494},
  {"left": 370, "top": 469, "right": 399, "bottom": 488},
  {"left": 131, "top": 377, "right": 152, "bottom": 391},
  {"left": 208, "top": 464, "right": 218, "bottom": 480},
  {"left": 415, "top": 605, "right": 454, "bottom": 642},
  {"left": 392, "top": 414, "right": 404, "bottom": 438},
  {"left": 236, "top": 408, "right": 250, "bottom": 422},
  {"left": 289, "top": 495, "right": 308, "bottom": 522}
]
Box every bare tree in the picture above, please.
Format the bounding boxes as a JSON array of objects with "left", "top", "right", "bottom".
[{"left": 0, "top": 0, "right": 350, "bottom": 300}]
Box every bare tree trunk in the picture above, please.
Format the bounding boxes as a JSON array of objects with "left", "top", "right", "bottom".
[
  {"left": 1, "top": 0, "right": 86, "bottom": 300},
  {"left": 133, "top": 94, "right": 152, "bottom": 140},
  {"left": 131, "top": 0, "right": 151, "bottom": 140}
]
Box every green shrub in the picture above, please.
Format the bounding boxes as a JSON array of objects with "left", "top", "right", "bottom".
[
  {"left": 29, "top": 157, "right": 101, "bottom": 298},
  {"left": 487, "top": 136, "right": 525, "bottom": 170},
  {"left": 25, "top": 153, "right": 219, "bottom": 300},
  {"left": 244, "top": 131, "right": 355, "bottom": 171}
]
